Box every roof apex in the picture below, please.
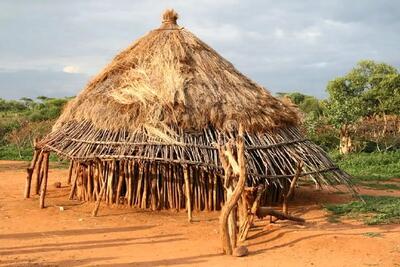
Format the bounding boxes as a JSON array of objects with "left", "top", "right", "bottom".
[{"left": 160, "top": 9, "right": 180, "bottom": 29}]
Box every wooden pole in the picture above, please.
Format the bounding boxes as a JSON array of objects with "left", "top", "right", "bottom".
[
  {"left": 256, "top": 207, "right": 305, "bottom": 223},
  {"left": 34, "top": 151, "right": 44, "bottom": 195},
  {"left": 282, "top": 161, "right": 303, "bottom": 214},
  {"left": 127, "top": 161, "right": 133, "bottom": 206},
  {"left": 92, "top": 161, "right": 106, "bottom": 217},
  {"left": 39, "top": 152, "right": 50, "bottom": 209},
  {"left": 69, "top": 162, "right": 79, "bottom": 200},
  {"left": 239, "top": 185, "right": 265, "bottom": 242},
  {"left": 136, "top": 163, "right": 143, "bottom": 207},
  {"left": 237, "top": 193, "right": 248, "bottom": 229},
  {"left": 177, "top": 165, "right": 182, "bottom": 211},
  {"left": 67, "top": 161, "right": 74, "bottom": 185},
  {"left": 141, "top": 163, "right": 148, "bottom": 209},
  {"left": 227, "top": 186, "right": 237, "bottom": 249},
  {"left": 183, "top": 166, "right": 192, "bottom": 222},
  {"left": 116, "top": 161, "right": 125, "bottom": 206},
  {"left": 24, "top": 147, "right": 39, "bottom": 198},
  {"left": 87, "top": 164, "right": 93, "bottom": 201},
  {"left": 150, "top": 163, "right": 158, "bottom": 211}
]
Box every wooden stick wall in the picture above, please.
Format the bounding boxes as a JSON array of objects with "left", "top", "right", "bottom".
[
  {"left": 25, "top": 155, "right": 289, "bottom": 210},
  {"left": 68, "top": 160, "right": 227, "bottom": 211}
]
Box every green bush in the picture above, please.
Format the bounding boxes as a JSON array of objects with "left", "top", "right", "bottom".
[
  {"left": 331, "top": 151, "right": 400, "bottom": 181},
  {"left": 0, "top": 144, "right": 33, "bottom": 160},
  {"left": 325, "top": 195, "right": 400, "bottom": 225}
]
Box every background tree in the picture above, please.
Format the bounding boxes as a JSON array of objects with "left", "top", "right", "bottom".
[{"left": 325, "top": 60, "right": 399, "bottom": 154}]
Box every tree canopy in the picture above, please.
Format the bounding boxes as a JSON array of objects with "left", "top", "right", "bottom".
[{"left": 325, "top": 60, "right": 399, "bottom": 129}]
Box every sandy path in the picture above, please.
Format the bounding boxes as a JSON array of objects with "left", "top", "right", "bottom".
[{"left": 0, "top": 161, "right": 399, "bottom": 267}]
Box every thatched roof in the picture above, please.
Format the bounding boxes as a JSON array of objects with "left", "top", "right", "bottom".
[
  {"left": 39, "top": 9, "right": 353, "bottom": 189},
  {"left": 54, "top": 9, "right": 298, "bottom": 135}
]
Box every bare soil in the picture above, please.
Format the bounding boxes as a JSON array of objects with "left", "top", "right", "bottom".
[{"left": 0, "top": 161, "right": 399, "bottom": 267}]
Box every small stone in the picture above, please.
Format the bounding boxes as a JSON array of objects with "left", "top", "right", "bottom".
[
  {"left": 78, "top": 218, "right": 83, "bottom": 222},
  {"left": 59, "top": 206, "right": 65, "bottom": 211},
  {"left": 53, "top": 182, "right": 62, "bottom": 188},
  {"left": 233, "top": 246, "right": 248, "bottom": 257}
]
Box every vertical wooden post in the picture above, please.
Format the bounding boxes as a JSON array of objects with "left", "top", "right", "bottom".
[
  {"left": 239, "top": 185, "right": 264, "bottom": 242},
  {"left": 150, "top": 163, "right": 158, "bottom": 211},
  {"left": 127, "top": 161, "right": 133, "bottom": 206},
  {"left": 92, "top": 161, "right": 106, "bottom": 217},
  {"left": 227, "top": 187, "right": 237, "bottom": 249},
  {"left": 87, "top": 164, "right": 93, "bottom": 201},
  {"left": 183, "top": 166, "right": 192, "bottom": 222},
  {"left": 34, "top": 151, "right": 44, "bottom": 195},
  {"left": 116, "top": 160, "right": 125, "bottom": 206},
  {"left": 282, "top": 161, "right": 303, "bottom": 214},
  {"left": 24, "top": 147, "right": 39, "bottom": 198},
  {"left": 207, "top": 172, "right": 213, "bottom": 211},
  {"left": 39, "top": 152, "right": 50, "bottom": 208},
  {"left": 69, "top": 162, "right": 79, "bottom": 200},
  {"left": 141, "top": 163, "right": 148, "bottom": 209},
  {"left": 237, "top": 193, "right": 248, "bottom": 229},
  {"left": 136, "top": 163, "right": 143, "bottom": 207},
  {"left": 176, "top": 165, "right": 182, "bottom": 211},
  {"left": 213, "top": 173, "right": 217, "bottom": 211},
  {"left": 67, "top": 161, "right": 74, "bottom": 185}
]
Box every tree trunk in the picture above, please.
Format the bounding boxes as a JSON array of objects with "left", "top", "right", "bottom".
[
  {"left": 218, "top": 125, "right": 246, "bottom": 255},
  {"left": 382, "top": 113, "right": 388, "bottom": 136},
  {"left": 339, "top": 125, "right": 353, "bottom": 154}
]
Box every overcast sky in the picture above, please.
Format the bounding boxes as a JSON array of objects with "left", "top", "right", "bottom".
[{"left": 1, "top": 0, "right": 399, "bottom": 99}]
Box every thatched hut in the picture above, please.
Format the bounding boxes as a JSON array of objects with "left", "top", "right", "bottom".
[{"left": 25, "top": 10, "right": 352, "bottom": 220}]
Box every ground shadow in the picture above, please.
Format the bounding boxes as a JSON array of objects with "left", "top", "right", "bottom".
[
  {"left": 1, "top": 256, "right": 115, "bottom": 267},
  {"left": 248, "top": 225, "right": 400, "bottom": 256},
  {"left": 0, "top": 234, "right": 184, "bottom": 256},
  {"left": 0, "top": 225, "right": 154, "bottom": 240},
  {"left": 99, "top": 253, "right": 222, "bottom": 267}
]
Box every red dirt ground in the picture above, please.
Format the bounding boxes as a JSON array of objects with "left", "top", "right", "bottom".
[{"left": 0, "top": 160, "right": 399, "bottom": 267}]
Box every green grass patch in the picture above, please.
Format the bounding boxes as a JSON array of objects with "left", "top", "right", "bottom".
[
  {"left": 361, "top": 182, "right": 400, "bottom": 191},
  {"left": 0, "top": 144, "right": 34, "bottom": 160},
  {"left": 331, "top": 151, "right": 400, "bottom": 182},
  {"left": 325, "top": 195, "right": 400, "bottom": 225},
  {"left": 0, "top": 144, "right": 68, "bottom": 167}
]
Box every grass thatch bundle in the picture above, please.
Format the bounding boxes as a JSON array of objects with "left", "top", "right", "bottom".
[{"left": 27, "top": 9, "right": 353, "bottom": 213}]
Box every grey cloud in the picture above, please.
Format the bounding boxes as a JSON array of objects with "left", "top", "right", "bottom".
[{"left": 0, "top": 0, "right": 399, "bottom": 99}]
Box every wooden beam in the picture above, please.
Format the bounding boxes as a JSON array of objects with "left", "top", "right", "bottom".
[
  {"left": 92, "top": 161, "right": 106, "bottom": 217},
  {"left": 256, "top": 207, "right": 305, "bottom": 223},
  {"left": 183, "top": 166, "right": 192, "bottom": 222},
  {"left": 67, "top": 161, "right": 74, "bottom": 185},
  {"left": 24, "top": 147, "right": 39, "bottom": 198},
  {"left": 39, "top": 152, "right": 50, "bottom": 208},
  {"left": 283, "top": 161, "right": 303, "bottom": 214}
]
